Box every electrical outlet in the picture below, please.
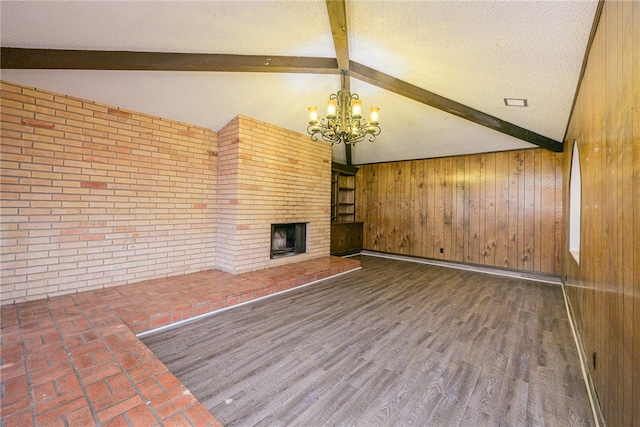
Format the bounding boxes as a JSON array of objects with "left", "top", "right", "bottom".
[{"left": 439, "top": 248, "right": 444, "bottom": 254}]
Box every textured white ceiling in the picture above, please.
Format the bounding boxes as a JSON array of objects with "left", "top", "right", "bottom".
[
  {"left": 0, "top": 1, "right": 335, "bottom": 56},
  {"left": 0, "top": 0, "right": 598, "bottom": 164}
]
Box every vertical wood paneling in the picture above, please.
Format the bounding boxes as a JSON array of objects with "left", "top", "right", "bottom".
[
  {"left": 400, "top": 160, "right": 412, "bottom": 254},
  {"left": 495, "top": 153, "right": 510, "bottom": 269},
  {"left": 554, "top": 152, "right": 563, "bottom": 287},
  {"left": 425, "top": 159, "right": 435, "bottom": 259},
  {"left": 409, "top": 161, "right": 421, "bottom": 256},
  {"left": 433, "top": 158, "right": 445, "bottom": 258},
  {"left": 390, "top": 163, "right": 400, "bottom": 254},
  {"left": 604, "top": 6, "right": 618, "bottom": 420},
  {"left": 356, "top": 147, "right": 562, "bottom": 275},
  {"left": 467, "top": 156, "right": 480, "bottom": 264},
  {"left": 522, "top": 151, "right": 535, "bottom": 271},
  {"left": 515, "top": 151, "right": 526, "bottom": 271},
  {"left": 418, "top": 160, "right": 428, "bottom": 258},
  {"left": 541, "top": 150, "right": 557, "bottom": 274},
  {"left": 356, "top": 164, "right": 368, "bottom": 226},
  {"left": 365, "top": 165, "right": 375, "bottom": 250},
  {"left": 478, "top": 155, "right": 486, "bottom": 266},
  {"left": 508, "top": 151, "right": 521, "bottom": 270},
  {"left": 563, "top": 1, "right": 639, "bottom": 425},
  {"left": 634, "top": 4, "right": 640, "bottom": 415},
  {"left": 383, "top": 163, "right": 393, "bottom": 253},
  {"left": 483, "top": 154, "right": 496, "bottom": 266},
  {"left": 454, "top": 157, "right": 466, "bottom": 262},
  {"left": 443, "top": 157, "right": 453, "bottom": 260},
  {"left": 533, "top": 150, "right": 542, "bottom": 272},
  {"left": 372, "top": 164, "right": 381, "bottom": 251}
]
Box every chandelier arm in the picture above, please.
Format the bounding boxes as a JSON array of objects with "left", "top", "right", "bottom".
[{"left": 307, "top": 128, "right": 320, "bottom": 141}]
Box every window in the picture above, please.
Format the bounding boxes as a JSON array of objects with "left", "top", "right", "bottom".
[{"left": 569, "top": 140, "right": 581, "bottom": 264}]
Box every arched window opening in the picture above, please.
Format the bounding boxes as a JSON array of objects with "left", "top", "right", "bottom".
[{"left": 569, "top": 140, "right": 581, "bottom": 264}]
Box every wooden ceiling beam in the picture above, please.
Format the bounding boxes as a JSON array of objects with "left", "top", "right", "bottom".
[
  {"left": 349, "top": 61, "right": 563, "bottom": 152},
  {"left": 325, "top": 0, "right": 350, "bottom": 74},
  {"left": 0, "top": 47, "right": 339, "bottom": 74},
  {"left": 325, "top": 0, "right": 353, "bottom": 163}
]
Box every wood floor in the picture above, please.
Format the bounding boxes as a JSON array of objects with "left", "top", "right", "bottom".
[{"left": 141, "top": 255, "right": 594, "bottom": 426}]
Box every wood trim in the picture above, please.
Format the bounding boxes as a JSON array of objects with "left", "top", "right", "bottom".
[
  {"left": 349, "top": 61, "right": 563, "bottom": 152},
  {"left": 0, "top": 47, "right": 339, "bottom": 74}
]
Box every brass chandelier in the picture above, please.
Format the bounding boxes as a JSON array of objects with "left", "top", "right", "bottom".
[{"left": 307, "top": 71, "right": 380, "bottom": 145}]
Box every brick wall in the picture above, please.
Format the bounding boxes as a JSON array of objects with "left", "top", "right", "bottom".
[
  {"left": 1, "top": 81, "right": 332, "bottom": 304},
  {"left": 216, "top": 115, "right": 331, "bottom": 274},
  {"left": 1, "top": 81, "right": 218, "bottom": 304}
]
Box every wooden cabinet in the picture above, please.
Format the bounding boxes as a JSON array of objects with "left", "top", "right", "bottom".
[
  {"left": 330, "top": 222, "right": 363, "bottom": 256},
  {"left": 330, "top": 162, "right": 362, "bottom": 255}
]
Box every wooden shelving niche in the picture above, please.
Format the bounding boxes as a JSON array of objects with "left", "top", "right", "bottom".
[{"left": 330, "top": 162, "right": 363, "bottom": 256}]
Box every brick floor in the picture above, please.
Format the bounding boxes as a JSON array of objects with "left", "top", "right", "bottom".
[{"left": 0, "top": 256, "right": 361, "bottom": 426}]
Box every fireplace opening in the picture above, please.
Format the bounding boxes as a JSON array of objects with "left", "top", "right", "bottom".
[{"left": 271, "top": 223, "right": 306, "bottom": 259}]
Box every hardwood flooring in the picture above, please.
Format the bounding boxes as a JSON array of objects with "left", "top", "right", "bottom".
[{"left": 141, "top": 255, "right": 594, "bottom": 426}]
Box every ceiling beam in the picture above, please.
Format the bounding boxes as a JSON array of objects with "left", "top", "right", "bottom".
[
  {"left": 325, "top": 0, "right": 350, "bottom": 74},
  {"left": 349, "top": 61, "right": 563, "bottom": 152},
  {"left": 0, "top": 48, "right": 339, "bottom": 74},
  {"left": 325, "top": 0, "right": 353, "bottom": 163}
]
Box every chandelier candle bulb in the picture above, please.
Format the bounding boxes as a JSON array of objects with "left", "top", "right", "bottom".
[
  {"left": 369, "top": 107, "right": 380, "bottom": 125},
  {"left": 327, "top": 99, "right": 337, "bottom": 119},
  {"left": 308, "top": 106, "right": 318, "bottom": 123},
  {"left": 351, "top": 99, "right": 362, "bottom": 118}
]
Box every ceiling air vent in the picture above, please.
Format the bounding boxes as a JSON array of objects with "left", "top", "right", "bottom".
[{"left": 504, "top": 98, "right": 528, "bottom": 107}]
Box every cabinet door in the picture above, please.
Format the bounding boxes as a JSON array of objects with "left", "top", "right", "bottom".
[
  {"left": 347, "top": 223, "right": 363, "bottom": 252},
  {"left": 330, "top": 225, "right": 348, "bottom": 254}
]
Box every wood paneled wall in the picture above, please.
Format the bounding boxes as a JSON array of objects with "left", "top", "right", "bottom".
[
  {"left": 355, "top": 148, "right": 563, "bottom": 275},
  {"left": 563, "top": 1, "right": 639, "bottom": 426}
]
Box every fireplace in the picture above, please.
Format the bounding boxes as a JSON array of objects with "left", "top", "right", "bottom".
[{"left": 271, "top": 223, "right": 307, "bottom": 259}]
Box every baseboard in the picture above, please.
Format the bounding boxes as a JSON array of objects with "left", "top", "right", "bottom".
[
  {"left": 357, "top": 250, "right": 562, "bottom": 285},
  {"left": 560, "top": 284, "right": 606, "bottom": 427}
]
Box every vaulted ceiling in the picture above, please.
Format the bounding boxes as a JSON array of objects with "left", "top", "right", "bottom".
[{"left": 1, "top": 0, "right": 599, "bottom": 165}]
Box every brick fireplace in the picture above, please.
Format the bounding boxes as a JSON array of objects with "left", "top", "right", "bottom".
[{"left": 215, "top": 115, "right": 332, "bottom": 274}]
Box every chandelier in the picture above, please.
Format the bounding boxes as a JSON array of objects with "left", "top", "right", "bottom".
[{"left": 307, "top": 71, "right": 380, "bottom": 145}]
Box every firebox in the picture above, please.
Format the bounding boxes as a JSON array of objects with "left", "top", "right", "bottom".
[{"left": 270, "top": 223, "right": 307, "bottom": 259}]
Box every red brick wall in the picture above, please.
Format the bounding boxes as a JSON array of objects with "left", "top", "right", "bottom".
[
  {"left": 216, "top": 115, "right": 332, "bottom": 274},
  {"left": 1, "top": 81, "right": 218, "bottom": 304}
]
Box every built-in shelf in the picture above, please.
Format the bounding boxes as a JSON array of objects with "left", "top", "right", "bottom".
[{"left": 330, "top": 162, "right": 362, "bottom": 255}]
